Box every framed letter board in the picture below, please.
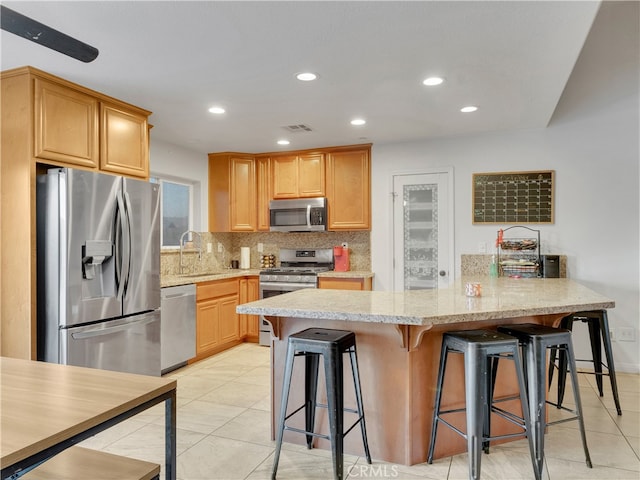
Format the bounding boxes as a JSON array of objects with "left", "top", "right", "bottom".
[{"left": 472, "top": 170, "right": 554, "bottom": 224}]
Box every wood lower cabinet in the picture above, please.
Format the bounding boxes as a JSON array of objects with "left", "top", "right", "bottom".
[
  {"left": 194, "top": 278, "right": 241, "bottom": 360},
  {"left": 318, "top": 276, "right": 373, "bottom": 291},
  {"left": 239, "top": 276, "right": 260, "bottom": 341},
  {"left": 326, "top": 146, "right": 371, "bottom": 230}
]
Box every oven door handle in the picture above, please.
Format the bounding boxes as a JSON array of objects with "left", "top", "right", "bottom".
[{"left": 259, "top": 282, "right": 317, "bottom": 294}]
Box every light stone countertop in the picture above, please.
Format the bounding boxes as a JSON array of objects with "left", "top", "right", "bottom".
[
  {"left": 317, "top": 271, "right": 374, "bottom": 279},
  {"left": 236, "top": 277, "right": 614, "bottom": 326},
  {"left": 161, "top": 269, "right": 373, "bottom": 287},
  {"left": 161, "top": 269, "right": 261, "bottom": 288}
]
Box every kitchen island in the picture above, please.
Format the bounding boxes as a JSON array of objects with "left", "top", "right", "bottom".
[{"left": 236, "top": 277, "right": 614, "bottom": 466}]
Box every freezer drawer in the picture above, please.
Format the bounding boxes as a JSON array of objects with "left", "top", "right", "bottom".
[
  {"left": 161, "top": 284, "right": 196, "bottom": 373},
  {"left": 62, "top": 311, "right": 161, "bottom": 376}
]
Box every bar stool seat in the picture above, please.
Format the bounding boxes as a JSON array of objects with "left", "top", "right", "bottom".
[
  {"left": 497, "top": 323, "right": 592, "bottom": 479},
  {"left": 548, "top": 310, "right": 622, "bottom": 415},
  {"left": 427, "top": 329, "right": 538, "bottom": 480},
  {"left": 272, "top": 328, "right": 371, "bottom": 480}
]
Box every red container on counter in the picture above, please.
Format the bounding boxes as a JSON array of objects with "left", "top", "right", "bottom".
[{"left": 333, "top": 246, "right": 350, "bottom": 272}]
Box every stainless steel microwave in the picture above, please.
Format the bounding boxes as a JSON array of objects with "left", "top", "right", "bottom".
[{"left": 269, "top": 197, "right": 327, "bottom": 232}]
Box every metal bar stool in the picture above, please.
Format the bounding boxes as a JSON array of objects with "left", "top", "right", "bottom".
[
  {"left": 497, "top": 323, "right": 592, "bottom": 478},
  {"left": 548, "top": 310, "right": 622, "bottom": 415},
  {"left": 272, "top": 328, "right": 372, "bottom": 480},
  {"left": 427, "top": 330, "right": 538, "bottom": 480}
]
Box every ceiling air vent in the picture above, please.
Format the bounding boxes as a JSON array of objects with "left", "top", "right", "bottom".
[{"left": 282, "top": 124, "right": 313, "bottom": 133}]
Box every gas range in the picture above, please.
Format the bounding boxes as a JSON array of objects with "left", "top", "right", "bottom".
[
  {"left": 259, "top": 248, "right": 334, "bottom": 285},
  {"left": 258, "top": 248, "right": 334, "bottom": 346}
]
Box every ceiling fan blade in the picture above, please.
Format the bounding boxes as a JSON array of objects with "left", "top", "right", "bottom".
[{"left": 1, "top": 5, "right": 98, "bottom": 63}]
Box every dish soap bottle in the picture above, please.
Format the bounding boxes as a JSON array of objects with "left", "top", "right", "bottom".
[{"left": 489, "top": 254, "right": 499, "bottom": 278}]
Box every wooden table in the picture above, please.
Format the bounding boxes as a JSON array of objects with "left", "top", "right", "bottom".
[
  {"left": 0, "top": 357, "right": 177, "bottom": 480},
  {"left": 237, "top": 277, "right": 615, "bottom": 465}
]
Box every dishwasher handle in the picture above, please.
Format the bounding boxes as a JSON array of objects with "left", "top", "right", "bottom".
[{"left": 163, "top": 292, "right": 194, "bottom": 299}]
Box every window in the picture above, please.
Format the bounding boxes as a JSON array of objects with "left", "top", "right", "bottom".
[{"left": 151, "top": 177, "right": 195, "bottom": 248}]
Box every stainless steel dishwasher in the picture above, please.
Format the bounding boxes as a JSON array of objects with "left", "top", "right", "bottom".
[{"left": 161, "top": 284, "right": 196, "bottom": 374}]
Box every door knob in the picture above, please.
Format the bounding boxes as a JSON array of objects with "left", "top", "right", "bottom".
[{"left": 439, "top": 270, "right": 447, "bottom": 277}]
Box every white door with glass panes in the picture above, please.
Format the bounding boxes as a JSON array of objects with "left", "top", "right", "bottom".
[{"left": 392, "top": 171, "right": 453, "bottom": 290}]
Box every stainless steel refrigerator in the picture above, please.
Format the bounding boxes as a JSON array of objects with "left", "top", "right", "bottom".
[{"left": 37, "top": 167, "right": 161, "bottom": 376}]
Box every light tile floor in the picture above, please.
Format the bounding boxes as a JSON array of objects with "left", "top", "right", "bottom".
[{"left": 82, "top": 343, "right": 640, "bottom": 479}]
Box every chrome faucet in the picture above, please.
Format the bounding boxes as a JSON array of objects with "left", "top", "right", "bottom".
[{"left": 179, "top": 230, "right": 202, "bottom": 274}]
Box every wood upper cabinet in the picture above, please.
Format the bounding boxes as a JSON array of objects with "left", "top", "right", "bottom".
[
  {"left": 256, "top": 156, "right": 272, "bottom": 231},
  {"left": 326, "top": 146, "right": 371, "bottom": 230},
  {"left": 207, "top": 143, "right": 370, "bottom": 233},
  {"left": 100, "top": 103, "right": 149, "bottom": 178},
  {"left": 208, "top": 153, "right": 256, "bottom": 232},
  {"left": 34, "top": 77, "right": 99, "bottom": 168},
  {"left": 30, "top": 68, "right": 151, "bottom": 178},
  {"left": 272, "top": 152, "right": 325, "bottom": 198}
]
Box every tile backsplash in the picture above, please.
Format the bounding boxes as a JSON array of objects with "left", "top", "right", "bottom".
[{"left": 161, "top": 231, "right": 371, "bottom": 275}]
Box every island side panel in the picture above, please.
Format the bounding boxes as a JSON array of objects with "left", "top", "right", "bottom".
[
  {"left": 270, "top": 312, "right": 569, "bottom": 466},
  {"left": 408, "top": 313, "right": 568, "bottom": 464},
  {"left": 271, "top": 317, "right": 415, "bottom": 465}
]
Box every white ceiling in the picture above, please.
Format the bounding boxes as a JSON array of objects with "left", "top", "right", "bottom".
[{"left": 1, "top": 1, "right": 601, "bottom": 155}]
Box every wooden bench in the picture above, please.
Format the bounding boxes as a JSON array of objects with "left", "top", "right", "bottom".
[{"left": 22, "top": 446, "right": 160, "bottom": 480}]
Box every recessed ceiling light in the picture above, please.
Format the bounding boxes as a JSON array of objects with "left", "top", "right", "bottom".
[
  {"left": 460, "top": 106, "right": 478, "bottom": 113},
  {"left": 422, "top": 76, "right": 444, "bottom": 86},
  {"left": 296, "top": 72, "right": 317, "bottom": 81},
  {"left": 208, "top": 106, "right": 225, "bottom": 114},
  {"left": 277, "top": 140, "right": 290, "bottom": 145},
  {"left": 350, "top": 118, "right": 366, "bottom": 126}
]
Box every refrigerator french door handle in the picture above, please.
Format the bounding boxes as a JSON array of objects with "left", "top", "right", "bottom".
[
  {"left": 115, "top": 191, "right": 130, "bottom": 300},
  {"left": 122, "top": 191, "right": 133, "bottom": 292},
  {"left": 71, "top": 315, "right": 157, "bottom": 339}
]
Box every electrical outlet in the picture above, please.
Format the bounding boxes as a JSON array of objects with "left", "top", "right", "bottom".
[
  {"left": 609, "top": 329, "right": 616, "bottom": 342},
  {"left": 206, "top": 242, "right": 212, "bottom": 253},
  {"left": 217, "top": 243, "right": 223, "bottom": 253},
  {"left": 619, "top": 327, "right": 636, "bottom": 342},
  {"left": 342, "top": 242, "right": 348, "bottom": 249},
  {"left": 478, "top": 242, "right": 486, "bottom": 253},
  {"left": 257, "top": 243, "right": 264, "bottom": 253}
]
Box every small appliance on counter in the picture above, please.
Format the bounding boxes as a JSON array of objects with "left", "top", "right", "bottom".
[
  {"left": 333, "top": 245, "right": 350, "bottom": 272},
  {"left": 541, "top": 254, "right": 560, "bottom": 278}
]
